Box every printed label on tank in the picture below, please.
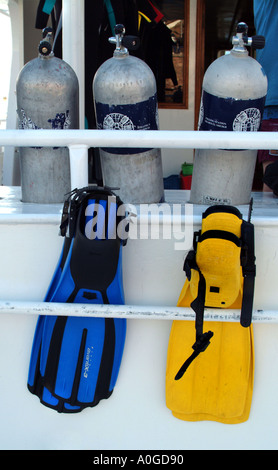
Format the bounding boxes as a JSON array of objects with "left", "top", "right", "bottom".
[
  {"left": 202, "top": 194, "right": 232, "bottom": 205},
  {"left": 17, "top": 108, "right": 71, "bottom": 149},
  {"left": 48, "top": 110, "right": 71, "bottom": 129},
  {"left": 95, "top": 94, "right": 158, "bottom": 154},
  {"left": 17, "top": 108, "right": 71, "bottom": 129},
  {"left": 198, "top": 90, "right": 266, "bottom": 132}
]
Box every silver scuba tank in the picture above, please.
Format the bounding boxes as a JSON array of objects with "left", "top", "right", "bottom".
[
  {"left": 16, "top": 28, "right": 79, "bottom": 203},
  {"left": 190, "top": 22, "right": 268, "bottom": 205},
  {"left": 93, "top": 24, "right": 164, "bottom": 204}
]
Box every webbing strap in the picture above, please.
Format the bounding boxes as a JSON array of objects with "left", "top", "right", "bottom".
[
  {"left": 176, "top": 260, "right": 214, "bottom": 380},
  {"left": 240, "top": 220, "right": 256, "bottom": 327},
  {"left": 175, "top": 330, "right": 214, "bottom": 380},
  {"left": 241, "top": 275, "right": 255, "bottom": 327},
  {"left": 191, "top": 270, "right": 206, "bottom": 339}
]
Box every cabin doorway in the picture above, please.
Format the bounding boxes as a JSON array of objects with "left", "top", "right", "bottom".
[{"left": 195, "top": 0, "right": 255, "bottom": 128}]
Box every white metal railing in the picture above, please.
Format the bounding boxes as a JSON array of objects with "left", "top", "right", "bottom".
[
  {"left": 1, "top": 128, "right": 278, "bottom": 190},
  {"left": 0, "top": 300, "right": 276, "bottom": 323},
  {"left": 0, "top": 127, "right": 278, "bottom": 323},
  {"left": 1, "top": 128, "right": 278, "bottom": 149}
]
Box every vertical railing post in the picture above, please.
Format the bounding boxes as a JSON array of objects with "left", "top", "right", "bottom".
[
  {"left": 69, "top": 144, "right": 88, "bottom": 189},
  {"left": 62, "top": 0, "right": 85, "bottom": 129}
]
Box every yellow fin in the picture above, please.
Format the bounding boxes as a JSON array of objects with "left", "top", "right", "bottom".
[{"left": 166, "top": 321, "right": 254, "bottom": 424}]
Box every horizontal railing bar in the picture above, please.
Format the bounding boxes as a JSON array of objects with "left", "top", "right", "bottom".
[
  {"left": 0, "top": 129, "right": 278, "bottom": 150},
  {"left": 0, "top": 129, "right": 277, "bottom": 322},
  {"left": 0, "top": 300, "right": 276, "bottom": 323}
]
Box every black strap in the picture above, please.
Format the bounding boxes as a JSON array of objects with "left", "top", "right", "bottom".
[
  {"left": 190, "top": 270, "right": 206, "bottom": 339},
  {"left": 176, "top": 255, "right": 214, "bottom": 380},
  {"left": 183, "top": 249, "right": 196, "bottom": 281},
  {"left": 175, "top": 330, "right": 214, "bottom": 380},
  {"left": 241, "top": 275, "right": 255, "bottom": 327},
  {"left": 199, "top": 229, "right": 241, "bottom": 246},
  {"left": 202, "top": 204, "right": 242, "bottom": 219},
  {"left": 240, "top": 220, "right": 256, "bottom": 327}
]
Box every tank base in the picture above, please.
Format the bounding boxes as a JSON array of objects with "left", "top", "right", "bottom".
[
  {"left": 190, "top": 149, "right": 257, "bottom": 206},
  {"left": 20, "top": 147, "right": 71, "bottom": 204},
  {"left": 100, "top": 148, "right": 165, "bottom": 204}
]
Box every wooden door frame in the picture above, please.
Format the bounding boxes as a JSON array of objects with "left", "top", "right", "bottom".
[
  {"left": 158, "top": 0, "right": 190, "bottom": 110},
  {"left": 194, "top": 0, "right": 205, "bottom": 129}
]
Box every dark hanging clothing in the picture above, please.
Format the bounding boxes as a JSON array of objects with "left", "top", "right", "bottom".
[
  {"left": 84, "top": 0, "right": 138, "bottom": 129},
  {"left": 138, "top": 19, "right": 177, "bottom": 101}
]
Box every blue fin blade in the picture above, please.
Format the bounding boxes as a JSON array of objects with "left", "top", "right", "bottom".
[
  {"left": 27, "top": 316, "right": 45, "bottom": 391},
  {"left": 28, "top": 191, "right": 127, "bottom": 412}
]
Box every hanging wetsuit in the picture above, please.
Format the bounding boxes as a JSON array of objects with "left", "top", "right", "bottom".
[
  {"left": 137, "top": 0, "right": 178, "bottom": 102},
  {"left": 84, "top": 0, "right": 138, "bottom": 130}
]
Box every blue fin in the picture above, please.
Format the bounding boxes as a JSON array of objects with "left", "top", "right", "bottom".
[{"left": 27, "top": 187, "right": 127, "bottom": 412}]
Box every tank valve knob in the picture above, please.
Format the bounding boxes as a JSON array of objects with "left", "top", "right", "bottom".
[
  {"left": 237, "top": 22, "right": 248, "bottom": 34},
  {"left": 42, "top": 27, "right": 53, "bottom": 39},
  {"left": 114, "top": 24, "right": 125, "bottom": 36},
  {"left": 39, "top": 27, "right": 53, "bottom": 56},
  {"left": 109, "top": 24, "right": 140, "bottom": 53},
  {"left": 232, "top": 22, "right": 265, "bottom": 51},
  {"left": 251, "top": 35, "right": 265, "bottom": 50}
]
